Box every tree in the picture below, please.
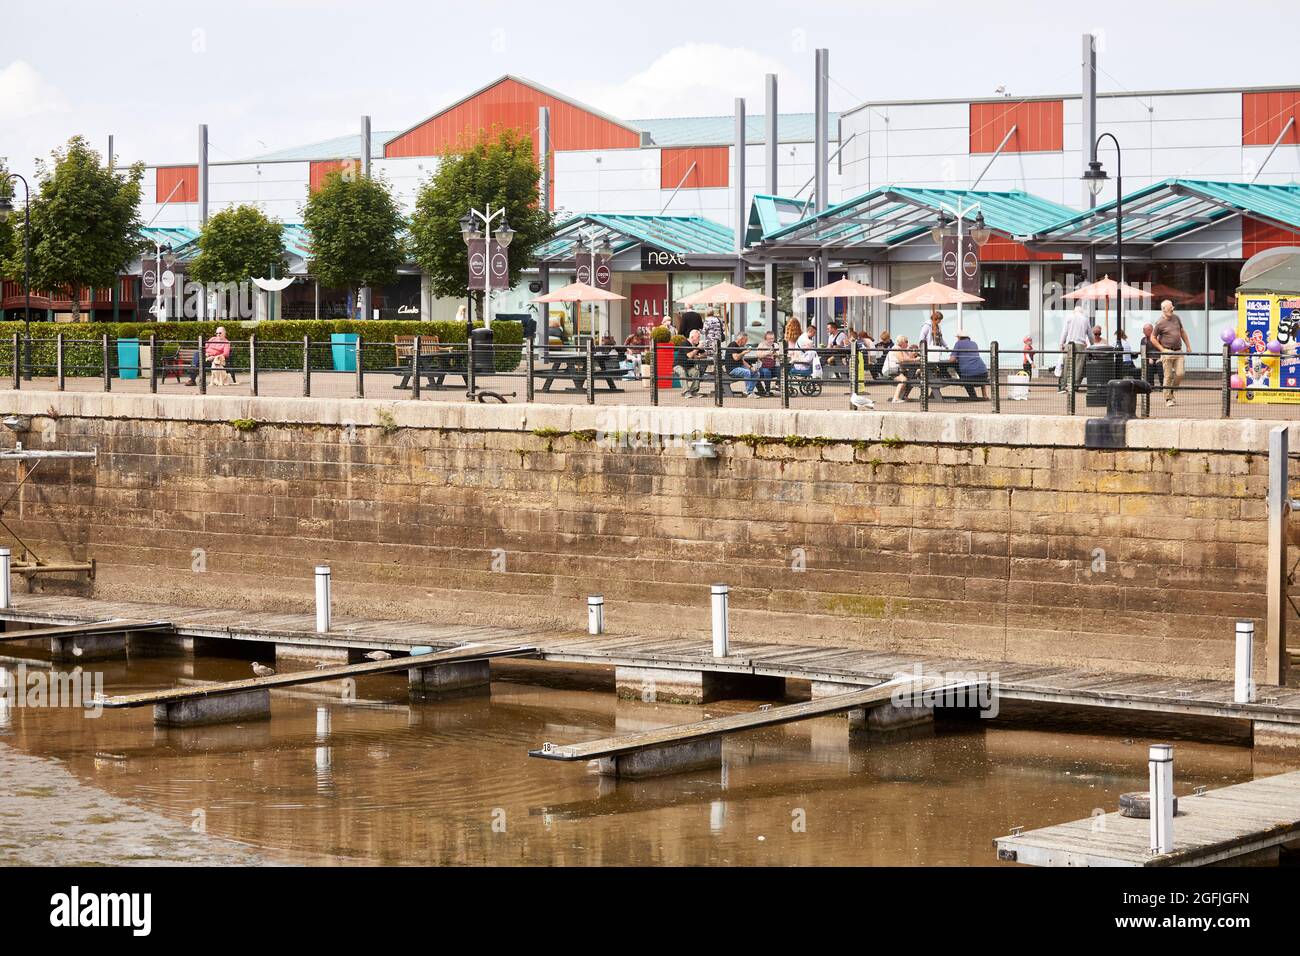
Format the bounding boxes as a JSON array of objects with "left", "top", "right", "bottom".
[
  {"left": 190, "top": 204, "right": 285, "bottom": 284},
  {"left": 301, "top": 169, "right": 405, "bottom": 314},
  {"left": 26, "top": 136, "right": 144, "bottom": 320},
  {"left": 409, "top": 128, "right": 554, "bottom": 303}
]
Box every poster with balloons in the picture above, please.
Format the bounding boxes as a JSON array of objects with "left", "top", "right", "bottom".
[{"left": 1233, "top": 295, "right": 1300, "bottom": 404}]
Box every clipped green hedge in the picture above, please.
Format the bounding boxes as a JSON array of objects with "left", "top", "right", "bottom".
[{"left": 0, "top": 319, "right": 524, "bottom": 376}]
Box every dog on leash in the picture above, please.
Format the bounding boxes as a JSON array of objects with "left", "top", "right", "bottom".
[{"left": 208, "top": 354, "right": 234, "bottom": 387}]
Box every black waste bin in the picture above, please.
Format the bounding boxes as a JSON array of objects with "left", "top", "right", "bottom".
[
  {"left": 470, "top": 326, "right": 495, "bottom": 374},
  {"left": 1084, "top": 346, "right": 1121, "bottom": 407}
]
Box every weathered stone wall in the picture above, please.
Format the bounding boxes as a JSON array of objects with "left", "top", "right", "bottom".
[{"left": 0, "top": 392, "right": 1288, "bottom": 680}]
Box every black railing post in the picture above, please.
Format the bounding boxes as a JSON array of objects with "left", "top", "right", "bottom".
[
  {"left": 780, "top": 340, "right": 790, "bottom": 409},
  {"left": 990, "top": 341, "right": 1000, "bottom": 414},
  {"left": 1066, "top": 342, "right": 1076, "bottom": 416},
  {"left": 585, "top": 338, "right": 595, "bottom": 405},
  {"left": 849, "top": 339, "right": 859, "bottom": 409},
  {"left": 249, "top": 333, "right": 259, "bottom": 397},
  {"left": 102, "top": 333, "right": 111, "bottom": 392},
  {"left": 147, "top": 334, "right": 156, "bottom": 394},
  {"left": 920, "top": 339, "right": 930, "bottom": 412},
  {"left": 355, "top": 335, "right": 365, "bottom": 400},
  {"left": 11, "top": 332, "right": 19, "bottom": 390},
  {"left": 302, "top": 334, "right": 310, "bottom": 397},
  {"left": 713, "top": 340, "right": 724, "bottom": 407},
  {"left": 198, "top": 335, "right": 207, "bottom": 395},
  {"left": 411, "top": 335, "right": 421, "bottom": 401},
  {"left": 650, "top": 344, "right": 660, "bottom": 406},
  {"left": 1138, "top": 341, "right": 1149, "bottom": 418},
  {"left": 525, "top": 338, "right": 535, "bottom": 403},
  {"left": 57, "top": 333, "right": 65, "bottom": 392}
]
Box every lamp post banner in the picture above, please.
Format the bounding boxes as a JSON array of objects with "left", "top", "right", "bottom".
[
  {"left": 489, "top": 240, "right": 509, "bottom": 290},
  {"left": 577, "top": 253, "right": 612, "bottom": 290},
  {"left": 468, "top": 238, "right": 488, "bottom": 291},
  {"left": 941, "top": 234, "right": 981, "bottom": 295}
]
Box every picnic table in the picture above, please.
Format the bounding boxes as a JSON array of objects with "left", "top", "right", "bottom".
[
  {"left": 537, "top": 350, "right": 625, "bottom": 393},
  {"left": 390, "top": 344, "right": 468, "bottom": 390}
]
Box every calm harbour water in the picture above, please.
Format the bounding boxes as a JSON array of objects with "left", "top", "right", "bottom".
[{"left": 0, "top": 653, "right": 1267, "bottom": 866}]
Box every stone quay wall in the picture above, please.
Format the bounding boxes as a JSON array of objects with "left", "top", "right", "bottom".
[{"left": 0, "top": 391, "right": 1290, "bottom": 681}]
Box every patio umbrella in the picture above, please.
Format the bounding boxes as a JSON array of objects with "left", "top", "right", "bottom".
[
  {"left": 1063, "top": 274, "right": 1153, "bottom": 336},
  {"left": 884, "top": 278, "right": 984, "bottom": 306},
  {"left": 798, "top": 277, "right": 890, "bottom": 335},
  {"left": 677, "top": 281, "right": 771, "bottom": 337},
  {"left": 533, "top": 281, "right": 626, "bottom": 340}
]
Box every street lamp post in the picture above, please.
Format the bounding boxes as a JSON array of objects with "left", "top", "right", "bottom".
[
  {"left": 572, "top": 228, "right": 613, "bottom": 339},
  {"left": 929, "top": 198, "right": 991, "bottom": 335},
  {"left": 0, "top": 173, "right": 33, "bottom": 379},
  {"left": 1083, "top": 133, "right": 1124, "bottom": 337},
  {"left": 459, "top": 205, "right": 514, "bottom": 392}
]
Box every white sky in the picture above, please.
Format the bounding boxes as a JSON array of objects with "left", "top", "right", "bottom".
[{"left": 3, "top": 0, "right": 1298, "bottom": 186}]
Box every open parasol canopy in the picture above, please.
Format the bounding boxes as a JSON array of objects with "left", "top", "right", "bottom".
[
  {"left": 677, "top": 281, "right": 771, "bottom": 306},
  {"left": 797, "top": 277, "right": 890, "bottom": 300},
  {"left": 532, "top": 281, "right": 626, "bottom": 303},
  {"left": 884, "top": 278, "right": 984, "bottom": 306},
  {"left": 1062, "top": 275, "right": 1152, "bottom": 303}
]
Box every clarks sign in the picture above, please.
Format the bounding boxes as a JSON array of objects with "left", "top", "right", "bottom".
[{"left": 641, "top": 248, "right": 689, "bottom": 271}]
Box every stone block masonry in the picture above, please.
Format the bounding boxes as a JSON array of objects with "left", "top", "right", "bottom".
[{"left": 0, "top": 391, "right": 1290, "bottom": 683}]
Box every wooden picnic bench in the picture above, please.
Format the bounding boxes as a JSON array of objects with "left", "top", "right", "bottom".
[{"left": 537, "top": 351, "right": 626, "bottom": 393}]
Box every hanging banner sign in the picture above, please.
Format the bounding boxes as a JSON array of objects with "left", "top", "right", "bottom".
[
  {"left": 467, "top": 238, "right": 488, "bottom": 291},
  {"left": 576, "top": 253, "right": 612, "bottom": 290},
  {"left": 941, "top": 234, "right": 980, "bottom": 295},
  {"left": 488, "top": 239, "right": 509, "bottom": 290}
]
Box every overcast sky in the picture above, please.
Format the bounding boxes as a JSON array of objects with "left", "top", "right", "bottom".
[{"left": 3, "top": 0, "right": 1298, "bottom": 186}]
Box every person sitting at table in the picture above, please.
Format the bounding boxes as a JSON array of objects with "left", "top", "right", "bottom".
[
  {"left": 752, "top": 330, "right": 778, "bottom": 397},
  {"left": 951, "top": 333, "right": 990, "bottom": 399},
  {"left": 785, "top": 319, "right": 814, "bottom": 378},
  {"left": 673, "top": 329, "right": 706, "bottom": 397},
  {"left": 723, "top": 332, "right": 763, "bottom": 398},
  {"left": 871, "top": 329, "right": 893, "bottom": 380},
  {"left": 884, "top": 335, "right": 921, "bottom": 403},
  {"left": 621, "top": 328, "right": 648, "bottom": 380},
  {"left": 825, "top": 321, "right": 849, "bottom": 364}
]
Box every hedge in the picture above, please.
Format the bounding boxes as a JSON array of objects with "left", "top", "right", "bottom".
[{"left": 0, "top": 319, "right": 524, "bottom": 376}]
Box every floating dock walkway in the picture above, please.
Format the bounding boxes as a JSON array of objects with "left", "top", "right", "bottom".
[{"left": 994, "top": 770, "right": 1300, "bottom": 866}]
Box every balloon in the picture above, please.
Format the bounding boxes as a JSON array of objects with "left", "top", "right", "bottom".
[
  {"left": 1230, "top": 374, "right": 1244, "bottom": 390},
  {"left": 1232, "top": 338, "right": 1249, "bottom": 354},
  {"left": 1220, "top": 327, "right": 1238, "bottom": 344},
  {"left": 1268, "top": 340, "right": 1283, "bottom": 354}
]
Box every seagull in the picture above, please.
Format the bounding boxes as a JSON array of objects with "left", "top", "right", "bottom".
[
  {"left": 251, "top": 663, "right": 276, "bottom": 678},
  {"left": 850, "top": 393, "right": 876, "bottom": 410},
  {"left": 363, "top": 651, "right": 392, "bottom": 662}
]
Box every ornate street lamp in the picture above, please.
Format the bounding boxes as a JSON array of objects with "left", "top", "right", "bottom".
[{"left": 1083, "top": 133, "right": 1124, "bottom": 335}]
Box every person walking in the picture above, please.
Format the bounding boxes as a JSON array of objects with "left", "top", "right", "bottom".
[
  {"left": 1057, "top": 306, "right": 1091, "bottom": 392},
  {"left": 1152, "top": 299, "right": 1191, "bottom": 406}
]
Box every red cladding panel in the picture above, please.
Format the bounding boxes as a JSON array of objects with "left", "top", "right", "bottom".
[
  {"left": 659, "top": 147, "right": 729, "bottom": 189},
  {"left": 969, "top": 100, "right": 1063, "bottom": 153},
  {"left": 156, "top": 166, "right": 198, "bottom": 203},
  {"left": 1242, "top": 217, "right": 1300, "bottom": 259},
  {"left": 1243, "top": 91, "right": 1300, "bottom": 146}
]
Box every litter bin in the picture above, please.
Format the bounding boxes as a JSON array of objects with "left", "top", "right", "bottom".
[
  {"left": 470, "top": 327, "right": 495, "bottom": 374},
  {"left": 1084, "top": 346, "right": 1121, "bottom": 407},
  {"left": 116, "top": 337, "right": 140, "bottom": 379},
  {"left": 331, "top": 332, "right": 359, "bottom": 372}
]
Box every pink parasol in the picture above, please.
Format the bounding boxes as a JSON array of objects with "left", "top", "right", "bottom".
[
  {"left": 1063, "top": 274, "right": 1152, "bottom": 334},
  {"left": 884, "top": 278, "right": 984, "bottom": 306},
  {"left": 532, "top": 281, "right": 626, "bottom": 303},
  {"left": 797, "top": 277, "right": 890, "bottom": 299},
  {"left": 677, "top": 281, "right": 771, "bottom": 306}
]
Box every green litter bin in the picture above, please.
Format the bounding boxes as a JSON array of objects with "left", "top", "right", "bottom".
[
  {"left": 116, "top": 337, "right": 140, "bottom": 379},
  {"left": 331, "top": 333, "right": 359, "bottom": 372}
]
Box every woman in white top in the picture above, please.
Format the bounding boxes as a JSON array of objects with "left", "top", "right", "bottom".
[{"left": 885, "top": 336, "right": 920, "bottom": 403}]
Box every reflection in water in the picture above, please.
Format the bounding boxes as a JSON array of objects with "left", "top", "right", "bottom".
[{"left": 0, "top": 655, "right": 1271, "bottom": 866}]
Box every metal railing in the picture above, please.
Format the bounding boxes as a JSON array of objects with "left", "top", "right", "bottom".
[{"left": 2, "top": 334, "right": 1297, "bottom": 420}]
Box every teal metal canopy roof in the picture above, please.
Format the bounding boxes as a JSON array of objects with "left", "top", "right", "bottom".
[
  {"left": 139, "top": 226, "right": 199, "bottom": 254},
  {"left": 534, "top": 213, "right": 736, "bottom": 263},
  {"left": 1028, "top": 179, "right": 1300, "bottom": 252},
  {"left": 745, "top": 186, "right": 1077, "bottom": 257}
]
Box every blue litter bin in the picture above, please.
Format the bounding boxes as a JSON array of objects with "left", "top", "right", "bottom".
[
  {"left": 331, "top": 333, "right": 359, "bottom": 372},
  {"left": 117, "top": 337, "right": 140, "bottom": 379}
]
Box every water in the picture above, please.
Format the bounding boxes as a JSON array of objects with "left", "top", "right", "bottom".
[{"left": 0, "top": 654, "right": 1264, "bottom": 866}]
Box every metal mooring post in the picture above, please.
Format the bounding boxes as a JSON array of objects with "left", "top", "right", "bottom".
[
  {"left": 315, "top": 566, "right": 332, "bottom": 633},
  {"left": 0, "top": 548, "right": 10, "bottom": 610},
  {"left": 711, "top": 584, "right": 729, "bottom": 658},
  {"left": 588, "top": 595, "right": 604, "bottom": 635},
  {"left": 1235, "top": 620, "right": 1256, "bottom": 704},
  {"left": 1148, "top": 744, "right": 1174, "bottom": 855}
]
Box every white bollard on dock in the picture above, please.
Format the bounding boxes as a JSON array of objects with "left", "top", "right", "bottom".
[
  {"left": 0, "top": 548, "right": 10, "bottom": 610},
  {"left": 1148, "top": 744, "right": 1174, "bottom": 855},
  {"left": 1235, "top": 621, "right": 1256, "bottom": 704},
  {"left": 315, "top": 566, "right": 332, "bottom": 633},
  {"left": 711, "top": 584, "right": 729, "bottom": 658},
  {"left": 588, "top": 596, "right": 604, "bottom": 635}
]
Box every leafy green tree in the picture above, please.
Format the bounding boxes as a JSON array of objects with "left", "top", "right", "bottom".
[
  {"left": 409, "top": 129, "right": 554, "bottom": 303},
  {"left": 26, "top": 136, "right": 144, "bottom": 320},
  {"left": 189, "top": 204, "right": 286, "bottom": 284},
  {"left": 301, "top": 169, "right": 405, "bottom": 314}
]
